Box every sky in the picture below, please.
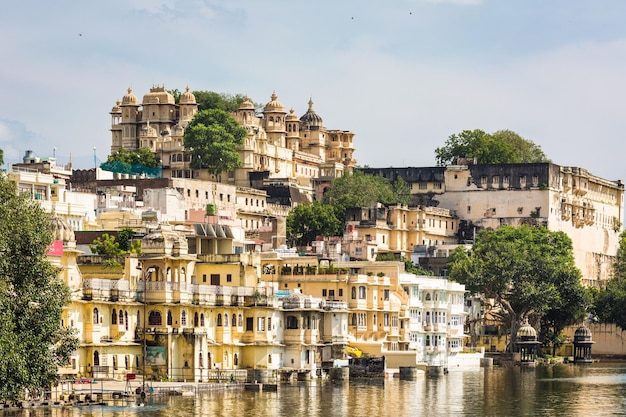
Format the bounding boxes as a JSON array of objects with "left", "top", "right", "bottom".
[{"left": 1, "top": 0, "right": 626, "bottom": 183}]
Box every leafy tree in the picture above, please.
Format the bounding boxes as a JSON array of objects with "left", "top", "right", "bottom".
[
  {"left": 0, "top": 175, "right": 79, "bottom": 400},
  {"left": 103, "top": 147, "right": 159, "bottom": 168},
  {"left": 193, "top": 91, "right": 250, "bottom": 112},
  {"left": 435, "top": 129, "right": 549, "bottom": 166},
  {"left": 595, "top": 230, "right": 626, "bottom": 328},
  {"left": 323, "top": 171, "right": 397, "bottom": 223},
  {"left": 448, "top": 225, "right": 583, "bottom": 351},
  {"left": 392, "top": 176, "right": 412, "bottom": 206},
  {"left": 0, "top": 148, "right": 4, "bottom": 166},
  {"left": 90, "top": 233, "right": 124, "bottom": 256},
  {"left": 117, "top": 227, "right": 141, "bottom": 253},
  {"left": 184, "top": 109, "right": 247, "bottom": 176},
  {"left": 286, "top": 201, "right": 342, "bottom": 247}
]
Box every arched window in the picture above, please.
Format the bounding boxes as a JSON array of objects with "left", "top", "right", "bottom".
[
  {"left": 119, "top": 310, "right": 124, "bottom": 325},
  {"left": 217, "top": 314, "right": 223, "bottom": 326},
  {"left": 137, "top": 311, "right": 140, "bottom": 327},
  {"left": 181, "top": 310, "right": 187, "bottom": 326},
  {"left": 93, "top": 308, "right": 99, "bottom": 324},
  {"left": 224, "top": 314, "right": 229, "bottom": 327},
  {"left": 351, "top": 286, "right": 357, "bottom": 299},
  {"left": 425, "top": 293, "right": 432, "bottom": 301},
  {"left": 351, "top": 314, "right": 357, "bottom": 326},
  {"left": 238, "top": 314, "right": 243, "bottom": 327},
  {"left": 167, "top": 310, "right": 173, "bottom": 326},
  {"left": 148, "top": 310, "right": 162, "bottom": 326},
  {"left": 199, "top": 352, "right": 204, "bottom": 368},
  {"left": 113, "top": 355, "right": 118, "bottom": 370},
  {"left": 125, "top": 311, "right": 129, "bottom": 330},
  {"left": 200, "top": 313, "right": 205, "bottom": 327},
  {"left": 194, "top": 312, "right": 199, "bottom": 327},
  {"left": 232, "top": 314, "right": 237, "bottom": 327},
  {"left": 234, "top": 353, "right": 238, "bottom": 366},
  {"left": 112, "top": 309, "right": 117, "bottom": 325},
  {"left": 93, "top": 350, "right": 100, "bottom": 366},
  {"left": 358, "top": 286, "right": 366, "bottom": 299}
]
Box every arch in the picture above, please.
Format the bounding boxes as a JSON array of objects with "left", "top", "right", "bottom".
[
  {"left": 217, "top": 314, "right": 223, "bottom": 326},
  {"left": 425, "top": 293, "right": 432, "bottom": 301},
  {"left": 167, "top": 310, "right": 173, "bottom": 326},
  {"left": 148, "top": 310, "right": 162, "bottom": 326},
  {"left": 181, "top": 310, "right": 187, "bottom": 326},
  {"left": 232, "top": 313, "right": 237, "bottom": 327},
  {"left": 199, "top": 352, "right": 204, "bottom": 368},
  {"left": 224, "top": 313, "right": 229, "bottom": 327},
  {"left": 234, "top": 353, "right": 238, "bottom": 366},
  {"left": 358, "top": 286, "right": 366, "bottom": 299},
  {"left": 93, "top": 308, "right": 99, "bottom": 324},
  {"left": 113, "top": 355, "right": 118, "bottom": 370},
  {"left": 194, "top": 312, "right": 199, "bottom": 327},
  {"left": 351, "top": 286, "right": 357, "bottom": 299},
  {"left": 286, "top": 315, "right": 299, "bottom": 329},
  {"left": 125, "top": 311, "right": 129, "bottom": 330},
  {"left": 119, "top": 310, "right": 124, "bottom": 325},
  {"left": 238, "top": 314, "right": 243, "bottom": 327},
  {"left": 93, "top": 350, "right": 100, "bottom": 366},
  {"left": 112, "top": 309, "right": 117, "bottom": 325},
  {"left": 200, "top": 313, "right": 205, "bottom": 327}
]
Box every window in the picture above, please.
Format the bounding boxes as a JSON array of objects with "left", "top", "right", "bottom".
[
  {"left": 194, "top": 312, "right": 199, "bottom": 327},
  {"left": 217, "top": 314, "right": 223, "bottom": 326},
  {"left": 246, "top": 317, "right": 253, "bottom": 331},
  {"left": 201, "top": 313, "right": 205, "bottom": 327},
  {"left": 433, "top": 183, "right": 442, "bottom": 189},
  {"left": 232, "top": 314, "right": 237, "bottom": 327},
  {"left": 351, "top": 287, "right": 357, "bottom": 299},
  {"left": 167, "top": 310, "right": 173, "bottom": 326},
  {"left": 224, "top": 314, "right": 229, "bottom": 327},
  {"left": 322, "top": 289, "right": 327, "bottom": 297},
  {"left": 181, "top": 310, "right": 187, "bottom": 326},
  {"left": 257, "top": 317, "right": 265, "bottom": 331},
  {"left": 238, "top": 314, "right": 243, "bottom": 327},
  {"left": 358, "top": 286, "right": 366, "bottom": 299},
  {"left": 419, "top": 183, "right": 428, "bottom": 190},
  {"left": 119, "top": 310, "right": 124, "bottom": 325},
  {"left": 286, "top": 316, "right": 299, "bottom": 329},
  {"left": 339, "top": 289, "right": 343, "bottom": 297},
  {"left": 93, "top": 308, "right": 99, "bottom": 324},
  {"left": 148, "top": 310, "right": 162, "bottom": 326},
  {"left": 383, "top": 289, "right": 390, "bottom": 301},
  {"left": 226, "top": 274, "right": 232, "bottom": 283},
  {"left": 112, "top": 309, "right": 117, "bottom": 325}
]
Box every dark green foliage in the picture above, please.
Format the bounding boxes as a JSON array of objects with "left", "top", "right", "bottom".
[
  {"left": 184, "top": 109, "right": 247, "bottom": 176},
  {"left": 375, "top": 253, "right": 433, "bottom": 276},
  {"left": 193, "top": 91, "right": 250, "bottom": 112},
  {"left": 104, "top": 147, "right": 158, "bottom": 168},
  {"left": 286, "top": 201, "right": 342, "bottom": 247},
  {"left": 449, "top": 225, "right": 585, "bottom": 350},
  {"left": 0, "top": 176, "right": 78, "bottom": 400},
  {"left": 595, "top": 231, "right": 626, "bottom": 328},
  {"left": 435, "top": 129, "right": 549, "bottom": 166}
]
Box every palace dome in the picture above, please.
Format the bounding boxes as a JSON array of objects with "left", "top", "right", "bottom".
[
  {"left": 111, "top": 100, "right": 122, "bottom": 113},
  {"left": 517, "top": 318, "right": 537, "bottom": 338},
  {"left": 263, "top": 92, "right": 286, "bottom": 113},
  {"left": 286, "top": 108, "right": 299, "bottom": 122},
  {"left": 239, "top": 96, "right": 255, "bottom": 111},
  {"left": 121, "top": 87, "right": 138, "bottom": 105},
  {"left": 142, "top": 85, "right": 175, "bottom": 105},
  {"left": 299, "top": 98, "right": 323, "bottom": 126},
  {"left": 179, "top": 86, "right": 196, "bottom": 105}
]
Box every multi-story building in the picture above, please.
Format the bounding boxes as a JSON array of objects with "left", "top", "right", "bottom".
[
  {"left": 361, "top": 163, "right": 624, "bottom": 287},
  {"left": 109, "top": 87, "right": 356, "bottom": 203}
]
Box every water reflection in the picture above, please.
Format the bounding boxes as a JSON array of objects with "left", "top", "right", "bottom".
[{"left": 3, "top": 363, "right": 626, "bottom": 417}]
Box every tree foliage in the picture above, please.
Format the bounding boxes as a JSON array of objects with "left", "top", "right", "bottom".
[
  {"left": 286, "top": 201, "right": 342, "bottom": 247},
  {"left": 0, "top": 148, "right": 4, "bottom": 166},
  {"left": 435, "top": 129, "right": 549, "bottom": 166},
  {"left": 90, "top": 230, "right": 141, "bottom": 262},
  {"left": 184, "top": 109, "right": 247, "bottom": 176},
  {"left": 595, "top": 230, "right": 626, "bottom": 328},
  {"left": 104, "top": 147, "right": 158, "bottom": 168},
  {"left": 0, "top": 175, "right": 79, "bottom": 400},
  {"left": 448, "top": 225, "right": 585, "bottom": 350},
  {"left": 193, "top": 91, "right": 250, "bottom": 112},
  {"left": 322, "top": 171, "right": 398, "bottom": 222}
]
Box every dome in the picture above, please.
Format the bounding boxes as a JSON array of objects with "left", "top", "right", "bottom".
[
  {"left": 239, "top": 96, "right": 255, "bottom": 111},
  {"left": 517, "top": 318, "right": 537, "bottom": 338},
  {"left": 141, "top": 123, "right": 158, "bottom": 138},
  {"left": 111, "top": 100, "right": 122, "bottom": 113},
  {"left": 50, "top": 215, "right": 75, "bottom": 243},
  {"left": 263, "top": 92, "right": 286, "bottom": 113},
  {"left": 142, "top": 85, "right": 175, "bottom": 105},
  {"left": 299, "top": 98, "right": 323, "bottom": 126},
  {"left": 574, "top": 325, "right": 593, "bottom": 342},
  {"left": 179, "top": 85, "right": 196, "bottom": 105},
  {"left": 121, "top": 87, "right": 138, "bottom": 105},
  {"left": 286, "top": 108, "right": 299, "bottom": 122}
]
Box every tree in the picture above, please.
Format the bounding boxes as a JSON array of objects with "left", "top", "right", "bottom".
[
  {"left": 448, "top": 225, "right": 584, "bottom": 351},
  {"left": 435, "top": 129, "right": 549, "bottom": 166},
  {"left": 392, "top": 176, "right": 412, "bottom": 206},
  {"left": 193, "top": 91, "right": 250, "bottom": 112},
  {"left": 322, "top": 171, "right": 397, "bottom": 223},
  {"left": 0, "top": 148, "right": 4, "bottom": 166},
  {"left": 0, "top": 175, "right": 78, "bottom": 400},
  {"left": 184, "top": 109, "right": 247, "bottom": 176},
  {"left": 594, "top": 230, "right": 626, "bottom": 328},
  {"left": 286, "top": 201, "right": 342, "bottom": 247},
  {"left": 104, "top": 147, "right": 158, "bottom": 168}
]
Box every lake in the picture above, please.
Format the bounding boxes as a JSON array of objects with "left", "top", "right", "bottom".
[{"left": 5, "top": 363, "right": 626, "bottom": 416}]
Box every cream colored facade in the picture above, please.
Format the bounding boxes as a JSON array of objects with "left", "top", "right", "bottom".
[
  {"left": 110, "top": 87, "right": 356, "bottom": 202},
  {"left": 437, "top": 163, "right": 624, "bottom": 286}
]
